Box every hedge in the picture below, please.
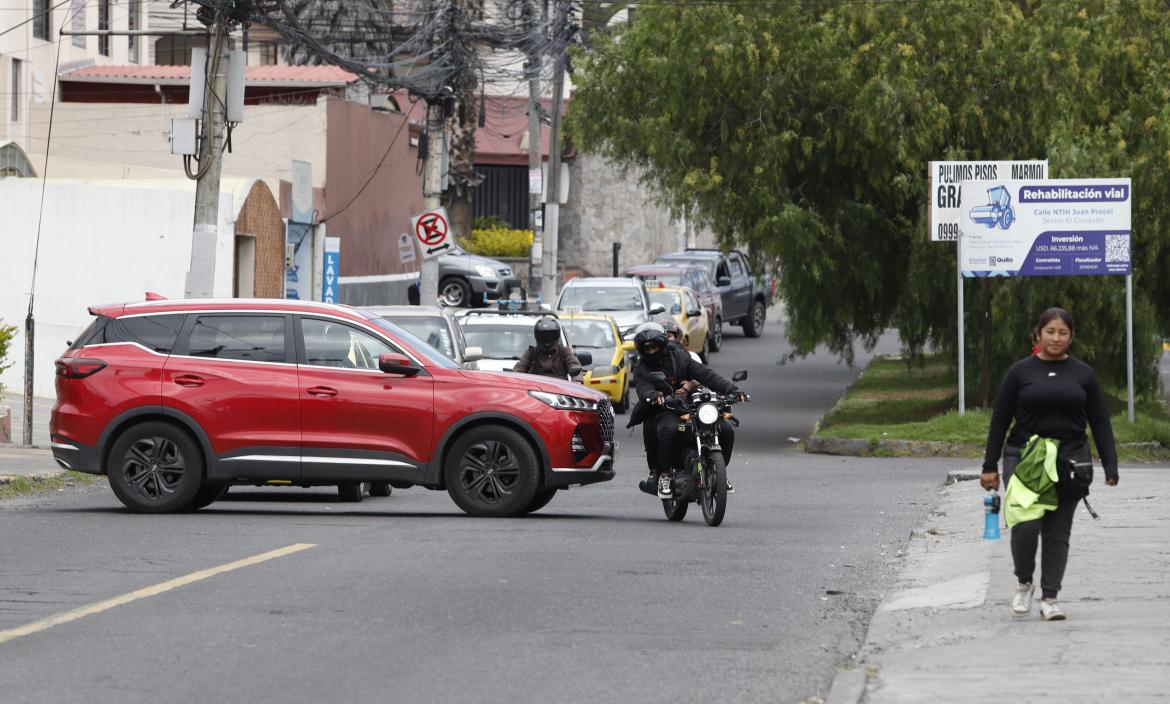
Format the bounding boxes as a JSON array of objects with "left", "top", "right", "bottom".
[{"left": 460, "top": 228, "right": 534, "bottom": 258}]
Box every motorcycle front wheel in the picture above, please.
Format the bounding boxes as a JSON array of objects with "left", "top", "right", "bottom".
[
  {"left": 700, "top": 452, "right": 728, "bottom": 527},
  {"left": 662, "top": 498, "right": 688, "bottom": 521}
]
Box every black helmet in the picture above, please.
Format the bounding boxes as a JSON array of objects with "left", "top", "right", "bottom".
[
  {"left": 534, "top": 316, "right": 561, "bottom": 353},
  {"left": 634, "top": 322, "right": 668, "bottom": 362},
  {"left": 652, "top": 313, "right": 682, "bottom": 340}
]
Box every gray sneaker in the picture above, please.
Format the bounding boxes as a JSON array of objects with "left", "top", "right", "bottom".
[
  {"left": 1011, "top": 582, "right": 1034, "bottom": 617},
  {"left": 657, "top": 473, "right": 673, "bottom": 499},
  {"left": 1039, "top": 598, "right": 1066, "bottom": 621}
]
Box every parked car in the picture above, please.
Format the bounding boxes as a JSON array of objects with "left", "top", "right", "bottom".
[
  {"left": 559, "top": 312, "right": 636, "bottom": 413},
  {"left": 654, "top": 249, "right": 773, "bottom": 338},
  {"left": 408, "top": 245, "right": 522, "bottom": 308},
  {"left": 554, "top": 277, "right": 665, "bottom": 340},
  {"left": 626, "top": 264, "right": 724, "bottom": 351},
  {"left": 645, "top": 285, "right": 710, "bottom": 362},
  {"left": 50, "top": 297, "right": 613, "bottom": 517},
  {"left": 455, "top": 309, "right": 590, "bottom": 374},
  {"left": 364, "top": 305, "right": 482, "bottom": 369}
]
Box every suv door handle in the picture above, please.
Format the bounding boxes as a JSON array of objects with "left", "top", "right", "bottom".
[
  {"left": 173, "top": 374, "right": 205, "bottom": 388},
  {"left": 307, "top": 386, "right": 338, "bottom": 398}
]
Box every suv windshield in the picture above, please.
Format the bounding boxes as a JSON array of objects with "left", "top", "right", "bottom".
[
  {"left": 461, "top": 323, "right": 540, "bottom": 359},
  {"left": 369, "top": 318, "right": 459, "bottom": 369},
  {"left": 382, "top": 316, "right": 455, "bottom": 359},
  {"left": 558, "top": 286, "right": 643, "bottom": 312}
]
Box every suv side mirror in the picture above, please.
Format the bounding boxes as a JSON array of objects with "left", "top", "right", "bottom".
[
  {"left": 649, "top": 303, "right": 666, "bottom": 315},
  {"left": 379, "top": 353, "right": 421, "bottom": 376},
  {"left": 717, "top": 276, "right": 732, "bottom": 287},
  {"left": 575, "top": 350, "right": 594, "bottom": 366},
  {"left": 463, "top": 346, "right": 483, "bottom": 363},
  {"left": 731, "top": 369, "right": 748, "bottom": 382}
]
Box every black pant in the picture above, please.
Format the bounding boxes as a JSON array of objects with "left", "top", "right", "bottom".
[
  {"left": 1003, "top": 444, "right": 1087, "bottom": 599},
  {"left": 645, "top": 413, "right": 734, "bottom": 472}
]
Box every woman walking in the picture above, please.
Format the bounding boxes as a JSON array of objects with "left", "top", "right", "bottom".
[{"left": 980, "top": 307, "right": 1120, "bottom": 620}]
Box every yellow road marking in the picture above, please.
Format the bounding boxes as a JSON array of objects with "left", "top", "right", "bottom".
[{"left": 0, "top": 543, "right": 316, "bottom": 646}]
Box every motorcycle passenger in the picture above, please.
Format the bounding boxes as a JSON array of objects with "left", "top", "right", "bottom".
[
  {"left": 629, "top": 323, "right": 744, "bottom": 499},
  {"left": 514, "top": 316, "right": 583, "bottom": 380},
  {"left": 653, "top": 314, "right": 702, "bottom": 364}
]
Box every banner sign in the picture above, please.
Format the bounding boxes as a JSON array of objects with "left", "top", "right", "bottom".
[
  {"left": 958, "top": 178, "right": 1131, "bottom": 278},
  {"left": 323, "top": 236, "right": 340, "bottom": 304},
  {"left": 929, "top": 160, "right": 1047, "bottom": 241}
]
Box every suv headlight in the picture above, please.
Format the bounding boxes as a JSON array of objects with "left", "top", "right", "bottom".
[
  {"left": 474, "top": 265, "right": 498, "bottom": 278},
  {"left": 529, "top": 390, "right": 599, "bottom": 411},
  {"left": 591, "top": 365, "right": 619, "bottom": 377}
]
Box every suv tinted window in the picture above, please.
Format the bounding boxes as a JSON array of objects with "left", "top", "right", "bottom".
[
  {"left": 78, "top": 314, "right": 186, "bottom": 353},
  {"left": 302, "top": 318, "right": 394, "bottom": 370},
  {"left": 730, "top": 256, "right": 747, "bottom": 276},
  {"left": 187, "top": 315, "right": 287, "bottom": 363}
]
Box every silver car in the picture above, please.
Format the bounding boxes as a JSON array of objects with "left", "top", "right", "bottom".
[
  {"left": 363, "top": 305, "right": 483, "bottom": 369},
  {"left": 554, "top": 277, "right": 665, "bottom": 340}
]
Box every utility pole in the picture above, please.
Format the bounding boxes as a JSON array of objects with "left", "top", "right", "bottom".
[
  {"left": 419, "top": 99, "right": 446, "bottom": 305},
  {"left": 185, "top": 17, "right": 228, "bottom": 299},
  {"left": 525, "top": 0, "right": 543, "bottom": 300},
  {"left": 540, "top": 13, "right": 566, "bottom": 304}
]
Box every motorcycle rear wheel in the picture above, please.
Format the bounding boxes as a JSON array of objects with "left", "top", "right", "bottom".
[
  {"left": 662, "top": 498, "right": 688, "bottom": 521},
  {"left": 700, "top": 452, "right": 728, "bottom": 527}
]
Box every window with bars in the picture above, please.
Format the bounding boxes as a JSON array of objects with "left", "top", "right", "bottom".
[
  {"left": 11, "top": 59, "right": 21, "bottom": 122},
  {"left": 33, "top": 0, "right": 51, "bottom": 40},
  {"left": 128, "top": 0, "right": 142, "bottom": 63},
  {"left": 70, "top": 0, "right": 86, "bottom": 49},
  {"left": 98, "top": 0, "right": 110, "bottom": 56}
]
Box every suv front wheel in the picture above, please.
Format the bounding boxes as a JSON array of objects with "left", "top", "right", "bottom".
[
  {"left": 439, "top": 277, "right": 472, "bottom": 308},
  {"left": 444, "top": 426, "right": 540, "bottom": 517},
  {"left": 107, "top": 422, "right": 205, "bottom": 513}
]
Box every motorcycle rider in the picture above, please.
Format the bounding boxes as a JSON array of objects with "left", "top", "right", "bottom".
[
  {"left": 514, "top": 316, "right": 583, "bottom": 380},
  {"left": 628, "top": 323, "right": 745, "bottom": 499}
]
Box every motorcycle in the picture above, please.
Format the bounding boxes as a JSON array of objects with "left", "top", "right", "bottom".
[{"left": 646, "top": 369, "right": 748, "bottom": 527}]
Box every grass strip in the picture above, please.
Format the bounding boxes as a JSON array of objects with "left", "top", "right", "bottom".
[
  {"left": 815, "top": 355, "right": 1170, "bottom": 462},
  {"left": 0, "top": 472, "right": 105, "bottom": 501}
]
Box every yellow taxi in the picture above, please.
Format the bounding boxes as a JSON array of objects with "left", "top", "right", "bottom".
[
  {"left": 559, "top": 312, "right": 636, "bottom": 413},
  {"left": 645, "top": 284, "right": 710, "bottom": 362}
]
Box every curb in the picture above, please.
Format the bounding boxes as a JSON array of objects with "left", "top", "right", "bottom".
[
  {"left": 806, "top": 436, "right": 1168, "bottom": 459},
  {"left": 0, "top": 469, "right": 67, "bottom": 486}
]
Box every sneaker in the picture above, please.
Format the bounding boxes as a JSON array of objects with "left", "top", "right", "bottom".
[
  {"left": 637, "top": 474, "right": 657, "bottom": 496},
  {"left": 1039, "top": 598, "right": 1066, "bottom": 621},
  {"left": 657, "top": 473, "right": 673, "bottom": 499},
  {"left": 1011, "top": 582, "right": 1034, "bottom": 617}
]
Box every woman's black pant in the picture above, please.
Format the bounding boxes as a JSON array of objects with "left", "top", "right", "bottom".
[
  {"left": 645, "top": 412, "right": 734, "bottom": 471},
  {"left": 1003, "top": 443, "right": 1088, "bottom": 599}
]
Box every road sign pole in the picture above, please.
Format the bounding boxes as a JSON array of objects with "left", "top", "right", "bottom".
[
  {"left": 1127, "top": 273, "right": 1135, "bottom": 423},
  {"left": 957, "top": 232, "right": 965, "bottom": 417},
  {"left": 420, "top": 102, "right": 444, "bottom": 306}
]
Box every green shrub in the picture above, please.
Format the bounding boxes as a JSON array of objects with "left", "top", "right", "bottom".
[
  {"left": 460, "top": 228, "right": 534, "bottom": 258},
  {"left": 0, "top": 318, "right": 16, "bottom": 399},
  {"left": 472, "top": 215, "right": 511, "bottom": 231}
]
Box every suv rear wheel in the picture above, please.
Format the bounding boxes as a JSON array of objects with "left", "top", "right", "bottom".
[
  {"left": 744, "top": 300, "right": 765, "bottom": 338},
  {"left": 444, "top": 426, "right": 539, "bottom": 517},
  {"left": 107, "top": 422, "right": 204, "bottom": 513},
  {"left": 709, "top": 317, "right": 723, "bottom": 352}
]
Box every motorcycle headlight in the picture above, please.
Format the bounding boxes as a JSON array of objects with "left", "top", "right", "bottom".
[
  {"left": 697, "top": 403, "right": 720, "bottom": 425},
  {"left": 474, "top": 265, "right": 498, "bottom": 278},
  {"left": 528, "top": 390, "right": 599, "bottom": 411},
  {"left": 591, "top": 365, "right": 619, "bottom": 377}
]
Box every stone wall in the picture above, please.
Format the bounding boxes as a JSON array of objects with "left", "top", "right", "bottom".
[{"left": 559, "top": 153, "right": 715, "bottom": 277}]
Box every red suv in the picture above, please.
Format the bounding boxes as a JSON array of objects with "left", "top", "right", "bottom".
[{"left": 50, "top": 298, "right": 615, "bottom": 517}]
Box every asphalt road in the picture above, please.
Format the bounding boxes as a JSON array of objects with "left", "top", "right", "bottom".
[{"left": 0, "top": 313, "right": 971, "bottom": 704}]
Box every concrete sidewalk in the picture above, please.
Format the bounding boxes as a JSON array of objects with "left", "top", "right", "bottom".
[
  {"left": 828, "top": 466, "right": 1170, "bottom": 703},
  {"left": 0, "top": 393, "right": 53, "bottom": 448},
  {"left": 0, "top": 447, "right": 65, "bottom": 485}
]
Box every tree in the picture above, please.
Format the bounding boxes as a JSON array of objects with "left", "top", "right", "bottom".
[{"left": 568, "top": 1, "right": 1170, "bottom": 397}]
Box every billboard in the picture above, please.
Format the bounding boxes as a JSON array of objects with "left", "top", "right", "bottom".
[
  {"left": 929, "top": 160, "right": 1047, "bottom": 241},
  {"left": 958, "top": 179, "right": 1131, "bottom": 278}
]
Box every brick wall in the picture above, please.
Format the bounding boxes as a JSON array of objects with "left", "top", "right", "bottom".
[{"left": 234, "top": 181, "right": 285, "bottom": 298}]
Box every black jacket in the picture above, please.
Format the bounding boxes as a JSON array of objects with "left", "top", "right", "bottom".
[
  {"left": 514, "top": 344, "right": 582, "bottom": 379},
  {"left": 627, "top": 341, "right": 736, "bottom": 427}
]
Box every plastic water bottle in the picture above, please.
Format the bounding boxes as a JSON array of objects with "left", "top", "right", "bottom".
[{"left": 983, "top": 491, "right": 1001, "bottom": 540}]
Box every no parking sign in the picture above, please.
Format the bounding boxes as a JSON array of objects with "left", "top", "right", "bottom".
[{"left": 411, "top": 207, "right": 453, "bottom": 259}]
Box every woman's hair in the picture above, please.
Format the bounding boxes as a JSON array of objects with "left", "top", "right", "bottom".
[{"left": 1035, "top": 307, "right": 1075, "bottom": 334}]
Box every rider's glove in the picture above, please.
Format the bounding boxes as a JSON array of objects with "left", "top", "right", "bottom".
[
  {"left": 650, "top": 392, "right": 666, "bottom": 405},
  {"left": 731, "top": 388, "right": 749, "bottom": 403}
]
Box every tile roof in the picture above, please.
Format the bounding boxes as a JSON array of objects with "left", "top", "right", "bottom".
[{"left": 62, "top": 64, "right": 359, "bottom": 86}]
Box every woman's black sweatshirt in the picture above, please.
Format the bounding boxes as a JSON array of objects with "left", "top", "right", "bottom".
[{"left": 982, "top": 355, "right": 1119, "bottom": 480}]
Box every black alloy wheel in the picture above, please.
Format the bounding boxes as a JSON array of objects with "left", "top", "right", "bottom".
[
  {"left": 107, "top": 422, "right": 204, "bottom": 513},
  {"left": 709, "top": 317, "right": 723, "bottom": 352},
  {"left": 338, "top": 482, "right": 364, "bottom": 502},
  {"left": 186, "top": 483, "right": 229, "bottom": 511},
  {"left": 522, "top": 488, "right": 558, "bottom": 514},
  {"left": 368, "top": 482, "right": 393, "bottom": 497},
  {"left": 445, "top": 425, "right": 539, "bottom": 517},
  {"left": 744, "top": 301, "right": 765, "bottom": 338}
]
